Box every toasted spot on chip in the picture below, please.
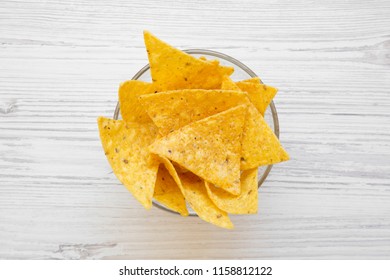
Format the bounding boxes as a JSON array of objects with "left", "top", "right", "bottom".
[
  {"left": 236, "top": 81, "right": 277, "bottom": 115},
  {"left": 149, "top": 105, "right": 247, "bottom": 195},
  {"left": 139, "top": 89, "right": 250, "bottom": 135},
  {"left": 160, "top": 157, "right": 233, "bottom": 229},
  {"left": 97, "top": 117, "right": 159, "bottom": 209},
  {"left": 241, "top": 104, "right": 290, "bottom": 169},
  {"left": 144, "top": 31, "right": 233, "bottom": 91},
  {"left": 119, "top": 80, "right": 157, "bottom": 123},
  {"left": 154, "top": 165, "right": 189, "bottom": 216},
  {"left": 205, "top": 168, "right": 258, "bottom": 214}
]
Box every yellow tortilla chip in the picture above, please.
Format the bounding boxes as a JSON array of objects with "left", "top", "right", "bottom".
[
  {"left": 97, "top": 117, "right": 158, "bottom": 209},
  {"left": 139, "top": 86, "right": 287, "bottom": 169},
  {"left": 205, "top": 168, "right": 258, "bottom": 214},
  {"left": 154, "top": 165, "right": 189, "bottom": 216},
  {"left": 139, "top": 89, "right": 250, "bottom": 136},
  {"left": 238, "top": 77, "right": 262, "bottom": 84},
  {"left": 149, "top": 105, "right": 247, "bottom": 195},
  {"left": 236, "top": 81, "right": 277, "bottom": 115},
  {"left": 218, "top": 78, "right": 286, "bottom": 168},
  {"left": 221, "top": 75, "right": 241, "bottom": 91},
  {"left": 241, "top": 105, "right": 290, "bottom": 169},
  {"left": 220, "top": 76, "right": 272, "bottom": 166},
  {"left": 160, "top": 157, "right": 233, "bottom": 229},
  {"left": 144, "top": 31, "right": 233, "bottom": 91},
  {"left": 119, "top": 80, "right": 157, "bottom": 123},
  {"left": 172, "top": 162, "right": 190, "bottom": 174}
]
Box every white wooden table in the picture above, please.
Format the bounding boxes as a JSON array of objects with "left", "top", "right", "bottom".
[{"left": 1, "top": 0, "right": 390, "bottom": 259}]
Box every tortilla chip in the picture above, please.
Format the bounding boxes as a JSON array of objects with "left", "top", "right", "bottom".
[
  {"left": 149, "top": 105, "right": 247, "bottom": 195},
  {"left": 236, "top": 81, "right": 277, "bottom": 115},
  {"left": 221, "top": 75, "right": 241, "bottom": 91},
  {"left": 238, "top": 77, "right": 262, "bottom": 84},
  {"left": 218, "top": 77, "right": 285, "bottom": 168},
  {"left": 119, "top": 80, "right": 158, "bottom": 123},
  {"left": 144, "top": 31, "right": 233, "bottom": 91},
  {"left": 160, "top": 157, "right": 233, "bottom": 229},
  {"left": 97, "top": 117, "right": 159, "bottom": 209},
  {"left": 172, "top": 162, "right": 190, "bottom": 174},
  {"left": 205, "top": 168, "right": 258, "bottom": 214},
  {"left": 241, "top": 105, "right": 290, "bottom": 169},
  {"left": 139, "top": 89, "right": 250, "bottom": 135},
  {"left": 154, "top": 165, "right": 189, "bottom": 216}
]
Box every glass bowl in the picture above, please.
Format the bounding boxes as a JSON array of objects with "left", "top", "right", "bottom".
[{"left": 114, "top": 49, "right": 279, "bottom": 216}]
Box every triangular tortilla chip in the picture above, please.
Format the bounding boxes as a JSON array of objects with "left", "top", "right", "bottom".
[
  {"left": 219, "top": 78, "right": 286, "bottom": 167},
  {"left": 241, "top": 105, "right": 290, "bottom": 169},
  {"left": 154, "top": 164, "right": 189, "bottom": 216},
  {"left": 119, "top": 80, "right": 157, "bottom": 123},
  {"left": 221, "top": 75, "right": 241, "bottom": 91},
  {"left": 205, "top": 168, "right": 258, "bottom": 214},
  {"left": 149, "top": 105, "right": 247, "bottom": 195},
  {"left": 160, "top": 157, "right": 233, "bottom": 229},
  {"left": 144, "top": 31, "right": 233, "bottom": 91},
  {"left": 97, "top": 117, "right": 159, "bottom": 209},
  {"left": 236, "top": 81, "right": 277, "bottom": 115},
  {"left": 139, "top": 89, "right": 250, "bottom": 135}
]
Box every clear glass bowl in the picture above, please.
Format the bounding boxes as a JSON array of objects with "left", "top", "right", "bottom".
[{"left": 114, "top": 49, "right": 279, "bottom": 215}]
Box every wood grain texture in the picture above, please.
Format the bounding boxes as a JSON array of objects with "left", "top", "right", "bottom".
[{"left": 1, "top": 0, "right": 390, "bottom": 259}]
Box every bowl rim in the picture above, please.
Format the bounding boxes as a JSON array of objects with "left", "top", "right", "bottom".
[{"left": 113, "top": 49, "right": 280, "bottom": 216}]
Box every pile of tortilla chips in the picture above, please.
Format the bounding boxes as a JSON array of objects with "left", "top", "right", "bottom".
[{"left": 97, "top": 31, "right": 289, "bottom": 229}]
